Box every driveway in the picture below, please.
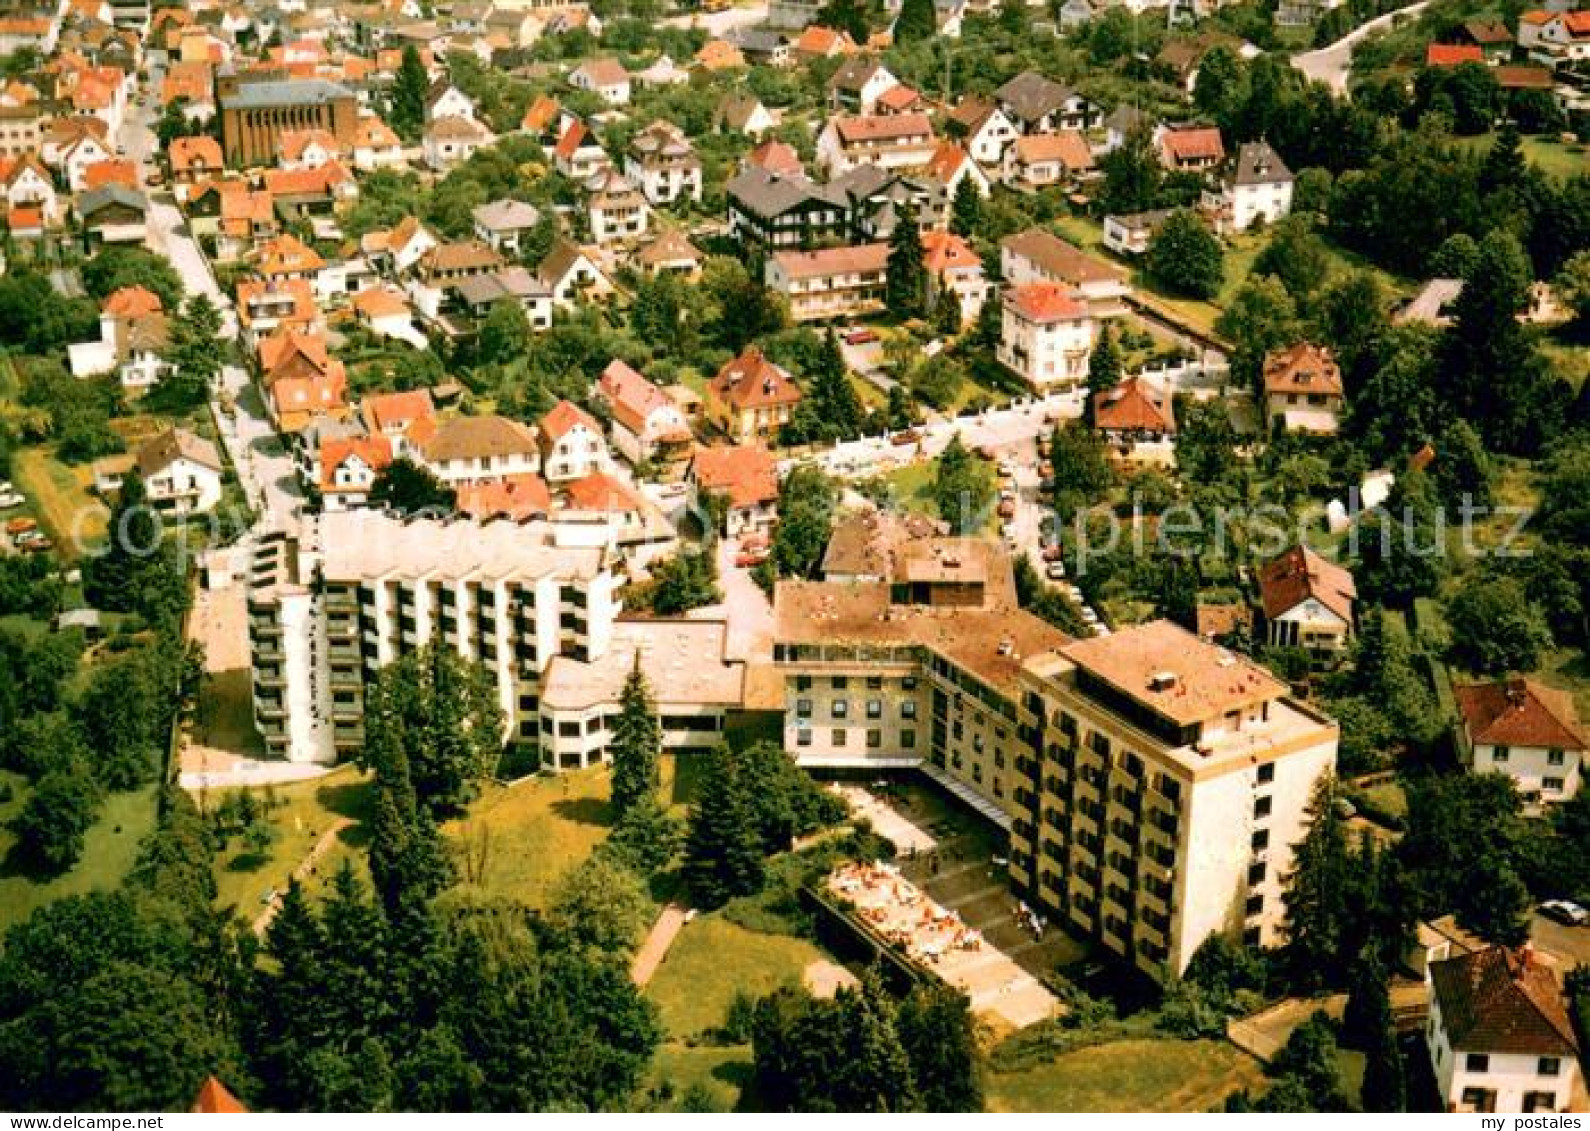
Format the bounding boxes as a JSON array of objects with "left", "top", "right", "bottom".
[
  {"left": 1532, "top": 912, "right": 1590, "bottom": 968},
  {"left": 661, "top": 0, "right": 769, "bottom": 35},
  {"left": 1291, "top": 0, "right": 1432, "bottom": 94}
]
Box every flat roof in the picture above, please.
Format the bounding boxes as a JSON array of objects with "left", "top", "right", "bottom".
[
  {"left": 540, "top": 619, "right": 745, "bottom": 711},
  {"left": 311, "top": 509, "right": 606, "bottom": 584}
]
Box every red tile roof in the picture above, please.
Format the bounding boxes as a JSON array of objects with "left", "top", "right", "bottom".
[
  {"left": 455, "top": 473, "right": 551, "bottom": 521},
  {"left": 1494, "top": 65, "right": 1554, "bottom": 89},
  {"left": 921, "top": 230, "right": 980, "bottom": 274},
  {"left": 1159, "top": 126, "right": 1224, "bottom": 163},
  {"left": 709, "top": 347, "right": 802, "bottom": 412},
  {"left": 1455, "top": 678, "right": 1587, "bottom": 751},
  {"left": 1262, "top": 342, "right": 1343, "bottom": 397},
  {"left": 169, "top": 135, "right": 223, "bottom": 173},
  {"left": 362, "top": 388, "right": 435, "bottom": 434},
  {"left": 1002, "top": 281, "right": 1087, "bottom": 323},
  {"left": 103, "top": 284, "right": 163, "bottom": 319},
  {"left": 192, "top": 1076, "right": 248, "bottom": 1114},
  {"left": 745, "top": 139, "right": 803, "bottom": 177},
  {"left": 539, "top": 398, "right": 601, "bottom": 442},
  {"left": 1092, "top": 375, "right": 1176, "bottom": 435},
  {"left": 832, "top": 112, "right": 933, "bottom": 144},
  {"left": 691, "top": 444, "right": 778, "bottom": 509},
  {"left": 1427, "top": 43, "right": 1485, "bottom": 66},
  {"left": 1429, "top": 946, "right": 1579, "bottom": 1057},
  {"left": 1256, "top": 544, "right": 1355, "bottom": 624},
  {"left": 597, "top": 359, "right": 686, "bottom": 438},
  {"left": 320, "top": 436, "right": 393, "bottom": 491},
  {"left": 561, "top": 470, "right": 644, "bottom": 513}
]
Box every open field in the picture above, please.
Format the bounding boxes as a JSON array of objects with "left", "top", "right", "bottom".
[
  {"left": 985, "top": 1037, "right": 1267, "bottom": 1113},
  {"left": 11, "top": 447, "right": 108, "bottom": 558},
  {"left": 1451, "top": 133, "right": 1590, "bottom": 182},
  {"left": 0, "top": 775, "right": 159, "bottom": 934},
  {"left": 201, "top": 767, "right": 373, "bottom": 915}
]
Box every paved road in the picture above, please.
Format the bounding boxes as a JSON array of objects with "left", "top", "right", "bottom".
[
  {"left": 1291, "top": 0, "right": 1432, "bottom": 94},
  {"left": 119, "top": 77, "right": 302, "bottom": 535},
  {"left": 660, "top": 0, "right": 770, "bottom": 35}
]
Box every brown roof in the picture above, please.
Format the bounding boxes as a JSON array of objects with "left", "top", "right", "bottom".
[
  {"left": 573, "top": 58, "right": 628, "bottom": 87},
  {"left": 922, "top": 230, "right": 981, "bottom": 273},
  {"left": 709, "top": 347, "right": 803, "bottom": 411},
  {"left": 832, "top": 112, "right": 933, "bottom": 144},
  {"left": 455, "top": 473, "right": 552, "bottom": 520},
  {"left": 597, "top": 359, "right": 687, "bottom": 438},
  {"left": 821, "top": 508, "right": 944, "bottom": 578},
  {"left": 1062, "top": 620, "right": 1288, "bottom": 727},
  {"left": 421, "top": 414, "right": 540, "bottom": 463},
  {"left": 772, "top": 242, "right": 888, "bottom": 280},
  {"left": 103, "top": 284, "right": 163, "bottom": 319},
  {"left": 1159, "top": 126, "right": 1224, "bottom": 163},
  {"left": 1494, "top": 65, "right": 1553, "bottom": 89},
  {"left": 691, "top": 444, "right": 778, "bottom": 509},
  {"left": 636, "top": 228, "right": 702, "bottom": 267},
  {"left": 362, "top": 388, "right": 435, "bottom": 433},
  {"left": 136, "top": 428, "right": 221, "bottom": 477},
  {"left": 1256, "top": 544, "right": 1355, "bottom": 624},
  {"left": 1002, "top": 229, "right": 1126, "bottom": 287},
  {"left": 1092, "top": 376, "right": 1176, "bottom": 434},
  {"left": 1262, "top": 341, "right": 1343, "bottom": 397},
  {"left": 1455, "top": 678, "right": 1588, "bottom": 751},
  {"left": 745, "top": 139, "right": 804, "bottom": 177},
  {"left": 1429, "top": 947, "right": 1579, "bottom": 1057},
  {"left": 420, "top": 240, "right": 505, "bottom": 274},
  {"left": 1195, "top": 603, "right": 1252, "bottom": 641},
  {"left": 1013, "top": 130, "right": 1095, "bottom": 171},
  {"left": 169, "top": 135, "right": 223, "bottom": 172}
]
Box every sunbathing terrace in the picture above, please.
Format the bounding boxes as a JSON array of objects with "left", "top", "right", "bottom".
[{"left": 827, "top": 860, "right": 1060, "bottom": 1030}]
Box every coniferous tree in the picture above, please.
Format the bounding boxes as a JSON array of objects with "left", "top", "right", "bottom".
[
  {"left": 1086, "top": 323, "right": 1123, "bottom": 408},
  {"left": 609, "top": 662, "right": 661, "bottom": 821},
  {"left": 886, "top": 203, "right": 928, "bottom": 320},
  {"left": 893, "top": 0, "right": 937, "bottom": 43},
  {"left": 896, "top": 983, "right": 982, "bottom": 1112},
  {"left": 1281, "top": 775, "right": 1351, "bottom": 991},
  {"left": 932, "top": 287, "right": 963, "bottom": 336},
  {"left": 809, "top": 327, "right": 864, "bottom": 439},
  {"left": 950, "top": 177, "right": 981, "bottom": 238},
  {"left": 390, "top": 46, "right": 429, "bottom": 140},
  {"left": 683, "top": 744, "right": 765, "bottom": 908}
]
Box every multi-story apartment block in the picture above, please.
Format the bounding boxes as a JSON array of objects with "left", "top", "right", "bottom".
[
  {"left": 765, "top": 243, "right": 889, "bottom": 323},
  {"left": 623, "top": 121, "right": 703, "bottom": 205},
  {"left": 998, "top": 281, "right": 1095, "bottom": 393},
  {"left": 1011, "top": 621, "right": 1337, "bottom": 980},
  {"left": 815, "top": 112, "right": 937, "bottom": 175},
  {"left": 247, "top": 511, "right": 620, "bottom": 764}
]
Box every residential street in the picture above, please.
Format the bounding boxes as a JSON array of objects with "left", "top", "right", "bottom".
[
  {"left": 120, "top": 79, "right": 302, "bottom": 535},
  {"left": 1290, "top": 0, "right": 1432, "bottom": 94}
]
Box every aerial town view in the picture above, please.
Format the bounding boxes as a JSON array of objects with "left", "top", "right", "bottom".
[{"left": 0, "top": 0, "right": 1587, "bottom": 1114}]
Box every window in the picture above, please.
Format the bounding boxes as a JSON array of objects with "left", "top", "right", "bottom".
[
  {"left": 1251, "top": 829, "right": 1269, "bottom": 851},
  {"left": 1493, "top": 746, "right": 1510, "bottom": 763},
  {"left": 866, "top": 699, "right": 882, "bottom": 719},
  {"left": 1248, "top": 861, "right": 1266, "bottom": 885},
  {"left": 1465, "top": 1054, "right": 1490, "bottom": 1073},
  {"left": 901, "top": 700, "right": 917, "bottom": 719},
  {"left": 1256, "top": 762, "right": 1274, "bottom": 785},
  {"left": 795, "top": 699, "right": 812, "bottom": 718},
  {"left": 831, "top": 729, "right": 847, "bottom": 747},
  {"left": 866, "top": 676, "right": 883, "bottom": 690},
  {"left": 1254, "top": 796, "right": 1272, "bottom": 819},
  {"left": 1545, "top": 777, "right": 1565, "bottom": 792},
  {"left": 867, "top": 729, "right": 882, "bottom": 748},
  {"left": 831, "top": 700, "right": 848, "bottom": 719},
  {"left": 901, "top": 729, "right": 916, "bottom": 748},
  {"left": 1245, "top": 894, "right": 1263, "bottom": 916},
  {"left": 1548, "top": 748, "right": 1565, "bottom": 766},
  {"left": 903, "top": 676, "right": 917, "bottom": 690},
  {"left": 796, "top": 728, "right": 811, "bottom": 748},
  {"left": 795, "top": 675, "right": 812, "bottom": 692},
  {"left": 1539, "top": 1057, "right": 1561, "bottom": 1077},
  {"left": 831, "top": 676, "right": 848, "bottom": 690}
]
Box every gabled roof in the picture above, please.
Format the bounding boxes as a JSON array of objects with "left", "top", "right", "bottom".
[
  {"left": 597, "top": 359, "right": 687, "bottom": 438},
  {"left": 1093, "top": 375, "right": 1176, "bottom": 434},
  {"left": 1230, "top": 139, "right": 1292, "bottom": 187},
  {"left": 255, "top": 232, "right": 324, "bottom": 275},
  {"left": 921, "top": 230, "right": 980, "bottom": 273},
  {"left": 1426, "top": 43, "right": 1485, "bottom": 67},
  {"left": 743, "top": 139, "right": 804, "bottom": 177},
  {"left": 571, "top": 57, "right": 628, "bottom": 87},
  {"left": 1012, "top": 130, "right": 1094, "bottom": 171},
  {"left": 137, "top": 428, "right": 222, "bottom": 477},
  {"left": 1159, "top": 125, "right": 1224, "bottom": 163},
  {"left": 362, "top": 388, "right": 435, "bottom": 434},
  {"left": 830, "top": 112, "right": 933, "bottom": 144},
  {"left": 420, "top": 414, "right": 539, "bottom": 462},
  {"left": 772, "top": 242, "right": 888, "bottom": 280},
  {"left": 540, "top": 398, "right": 600, "bottom": 442},
  {"left": 636, "top": 228, "right": 702, "bottom": 267},
  {"left": 103, "top": 284, "right": 163, "bottom": 319},
  {"left": 561, "top": 470, "right": 644, "bottom": 513},
  {"left": 717, "top": 90, "right": 769, "bottom": 132},
  {"left": 709, "top": 346, "right": 802, "bottom": 411},
  {"left": 1455, "top": 678, "right": 1588, "bottom": 751},
  {"left": 1002, "top": 228, "right": 1126, "bottom": 287},
  {"left": 321, "top": 435, "right": 393, "bottom": 490},
  {"left": 77, "top": 184, "right": 146, "bottom": 217},
  {"left": 1256, "top": 544, "right": 1355, "bottom": 624},
  {"left": 279, "top": 127, "right": 340, "bottom": 162},
  {"left": 472, "top": 198, "right": 540, "bottom": 231},
  {"left": 1494, "top": 65, "right": 1553, "bottom": 89},
  {"left": 521, "top": 93, "right": 561, "bottom": 133},
  {"left": 995, "top": 71, "right": 1079, "bottom": 124},
  {"left": 192, "top": 1077, "right": 248, "bottom": 1114},
  {"left": 828, "top": 56, "right": 890, "bottom": 92},
  {"left": 169, "top": 135, "right": 223, "bottom": 172},
  {"left": 455, "top": 472, "right": 551, "bottom": 520},
  {"left": 793, "top": 25, "right": 857, "bottom": 56},
  {"left": 727, "top": 166, "right": 841, "bottom": 219},
  {"left": 259, "top": 328, "right": 335, "bottom": 380},
  {"left": 876, "top": 84, "right": 922, "bottom": 112},
  {"left": 1430, "top": 947, "right": 1579, "bottom": 1057}
]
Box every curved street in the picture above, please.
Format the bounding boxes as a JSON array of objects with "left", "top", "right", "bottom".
[{"left": 1291, "top": 0, "right": 1433, "bottom": 94}]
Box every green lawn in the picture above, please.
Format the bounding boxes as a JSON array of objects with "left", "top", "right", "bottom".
[
  {"left": 11, "top": 446, "right": 108, "bottom": 559},
  {"left": 647, "top": 1043, "right": 753, "bottom": 1112},
  {"left": 646, "top": 913, "right": 829, "bottom": 1039},
  {"left": 985, "top": 1038, "right": 1267, "bottom": 1113},
  {"left": 203, "top": 767, "right": 374, "bottom": 916},
  {"left": 1452, "top": 133, "right": 1590, "bottom": 182},
  {"left": 878, "top": 458, "right": 940, "bottom": 519},
  {"left": 0, "top": 774, "right": 159, "bottom": 934}
]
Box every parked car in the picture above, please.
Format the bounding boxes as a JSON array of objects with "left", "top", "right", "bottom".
[
  {"left": 1046, "top": 562, "right": 1067, "bottom": 581},
  {"left": 997, "top": 499, "right": 1016, "bottom": 519},
  {"left": 844, "top": 327, "right": 878, "bottom": 346},
  {"left": 20, "top": 537, "right": 51, "bottom": 554},
  {"left": 6, "top": 516, "right": 36, "bottom": 536},
  {"left": 1540, "top": 899, "right": 1589, "bottom": 926},
  {"left": 889, "top": 429, "right": 921, "bottom": 446},
  {"left": 1041, "top": 544, "right": 1063, "bottom": 562},
  {"left": 0, "top": 492, "right": 23, "bottom": 509}
]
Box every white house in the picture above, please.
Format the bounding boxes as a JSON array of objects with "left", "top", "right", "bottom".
[
  {"left": 690, "top": 445, "right": 779, "bottom": 537},
  {"left": 137, "top": 429, "right": 224, "bottom": 514},
  {"left": 472, "top": 199, "right": 542, "bottom": 255},
  {"left": 922, "top": 230, "right": 988, "bottom": 329},
  {"left": 585, "top": 169, "right": 650, "bottom": 245},
  {"left": 538, "top": 399, "right": 610, "bottom": 483},
  {"left": 998, "top": 281, "right": 1094, "bottom": 393},
  {"left": 945, "top": 99, "right": 1018, "bottom": 169},
  {"left": 624, "top": 121, "right": 703, "bottom": 206},
  {"left": 594, "top": 359, "right": 693, "bottom": 469},
  {"left": 319, "top": 436, "right": 393, "bottom": 511},
  {"left": 538, "top": 239, "right": 614, "bottom": 310},
  {"left": 351, "top": 116, "right": 405, "bottom": 171},
  {"left": 1262, "top": 341, "right": 1344, "bottom": 435},
  {"left": 425, "top": 80, "right": 477, "bottom": 124},
  {"left": 815, "top": 112, "right": 936, "bottom": 176},
  {"left": 1256, "top": 544, "right": 1356, "bottom": 658},
  {"left": 0, "top": 154, "right": 59, "bottom": 224},
  {"left": 569, "top": 58, "right": 631, "bottom": 105},
  {"left": 423, "top": 114, "right": 492, "bottom": 171},
  {"left": 1426, "top": 946, "right": 1582, "bottom": 1113},
  {"left": 417, "top": 414, "right": 542, "bottom": 485},
  {"left": 1455, "top": 678, "right": 1587, "bottom": 809},
  {"left": 1203, "top": 139, "right": 1293, "bottom": 234},
  {"left": 827, "top": 57, "right": 899, "bottom": 114}
]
